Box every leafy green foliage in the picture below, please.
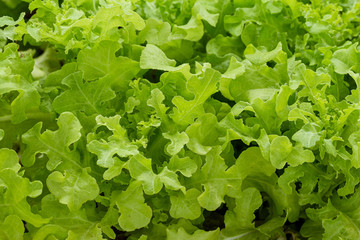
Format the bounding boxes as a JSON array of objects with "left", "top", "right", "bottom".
[{"left": 1, "top": 0, "right": 360, "bottom": 239}]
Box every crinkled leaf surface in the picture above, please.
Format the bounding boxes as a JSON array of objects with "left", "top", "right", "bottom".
[
  {"left": 0, "top": 43, "right": 40, "bottom": 124},
  {"left": 0, "top": 215, "right": 24, "bottom": 240},
  {"left": 47, "top": 169, "right": 99, "bottom": 211},
  {"left": 1, "top": 0, "right": 360, "bottom": 239},
  {"left": 52, "top": 71, "right": 116, "bottom": 115},
  {"left": 36, "top": 194, "right": 103, "bottom": 240},
  {"left": 172, "top": 68, "right": 222, "bottom": 125},
  {"left": 87, "top": 115, "right": 139, "bottom": 180},
  {"left": 0, "top": 149, "right": 48, "bottom": 227},
  {"left": 111, "top": 181, "right": 152, "bottom": 231},
  {"left": 22, "top": 112, "right": 82, "bottom": 170}
]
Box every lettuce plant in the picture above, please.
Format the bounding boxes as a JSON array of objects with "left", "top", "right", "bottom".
[{"left": 1, "top": 0, "right": 360, "bottom": 239}]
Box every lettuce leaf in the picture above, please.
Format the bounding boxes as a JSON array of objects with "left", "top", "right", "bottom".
[{"left": 1, "top": 0, "right": 360, "bottom": 239}]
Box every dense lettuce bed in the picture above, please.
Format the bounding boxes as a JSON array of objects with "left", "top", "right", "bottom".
[{"left": 1, "top": 0, "right": 360, "bottom": 239}]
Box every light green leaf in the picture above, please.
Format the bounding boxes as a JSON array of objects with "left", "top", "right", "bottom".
[
  {"left": 44, "top": 62, "right": 78, "bottom": 87},
  {"left": 270, "top": 136, "right": 315, "bottom": 169},
  {"left": 35, "top": 194, "right": 103, "bottom": 240},
  {"left": 167, "top": 155, "right": 198, "bottom": 177},
  {"left": 47, "top": 169, "right": 99, "bottom": 211},
  {"left": 192, "top": 147, "right": 238, "bottom": 211},
  {"left": 112, "top": 181, "right": 152, "bottom": 231},
  {"left": 125, "top": 96, "right": 140, "bottom": 113},
  {"left": 93, "top": 6, "right": 125, "bottom": 39},
  {"left": 229, "top": 61, "right": 280, "bottom": 103},
  {"left": 52, "top": 71, "right": 116, "bottom": 115},
  {"left": 348, "top": 131, "right": 360, "bottom": 168},
  {"left": 166, "top": 227, "right": 220, "bottom": 240},
  {"left": 305, "top": 192, "right": 360, "bottom": 240},
  {"left": 244, "top": 42, "right": 283, "bottom": 65},
  {"left": 0, "top": 43, "right": 40, "bottom": 124},
  {"left": 122, "top": 9, "right": 146, "bottom": 30},
  {"left": 172, "top": 68, "right": 222, "bottom": 125},
  {"left": 225, "top": 147, "right": 275, "bottom": 199},
  {"left": 0, "top": 215, "right": 24, "bottom": 240},
  {"left": 224, "top": 188, "right": 262, "bottom": 232},
  {"left": 235, "top": 147, "right": 276, "bottom": 178},
  {"left": 171, "top": 15, "right": 204, "bottom": 41},
  {"left": 169, "top": 188, "right": 202, "bottom": 220},
  {"left": 292, "top": 123, "right": 321, "bottom": 148},
  {"left": 287, "top": 145, "right": 316, "bottom": 167},
  {"left": 100, "top": 207, "right": 119, "bottom": 239},
  {"left": 192, "top": 0, "right": 220, "bottom": 27},
  {"left": 158, "top": 167, "right": 184, "bottom": 192},
  {"left": 222, "top": 57, "right": 246, "bottom": 79},
  {"left": 251, "top": 94, "right": 285, "bottom": 134},
  {"left": 219, "top": 56, "right": 245, "bottom": 100},
  {"left": 147, "top": 88, "right": 170, "bottom": 124},
  {"left": 77, "top": 41, "right": 140, "bottom": 89},
  {"left": 128, "top": 154, "right": 162, "bottom": 195},
  {"left": 275, "top": 85, "right": 293, "bottom": 119},
  {"left": 270, "top": 136, "right": 293, "bottom": 169},
  {"left": 140, "top": 44, "right": 177, "bottom": 71},
  {"left": 139, "top": 18, "right": 171, "bottom": 45},
  {"left": 226, "top": 147, "right": 300, "bottom": 222},
  {"left": 0, "top": 13, "right": 24, "bottom": 27},
  {"left": 0, "top": 148, "right": 20, "bottom": 172},
  {"left": 163, "top": 131, "right": 189, "bottom": 155},
  {"left": 87, "top": 115, "right": 139, "bottom": 180},
  {"left": 22, "top": 112, "right": 82, "bottom": 170},
  {"left": 185, "top": 113, "right": 225, "bottom": 155},
  {"left": 292, "top": 64, "right": 331, "bottom": 109},
  {"left": 129, "top": 154, "right": 183, "bottom": 194},
  {"left": 331, "top": 43, "right": 360, "bottom": 74},
  {"left": 0, "top": 12, "right": 25, "bottom": 43},
  {"left": 0, "top": 168, "right": 48, "bottom": 227}
]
